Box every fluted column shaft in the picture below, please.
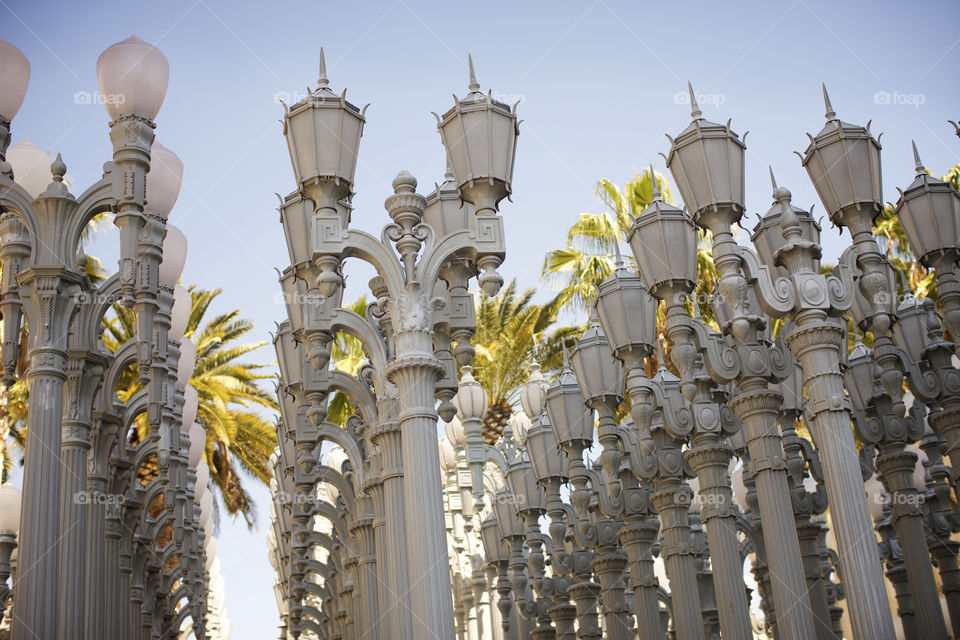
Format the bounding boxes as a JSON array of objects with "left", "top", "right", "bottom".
[
  {"left": 567, "top": 581, "right": 601, "bottom": 640},
  {"left": 876, "top": 451, "right": 947, "bottom": 638},
  {"left": 785, "top": 318, "right": 895, "bottom": 640},
  {"left": 928, "top": 539, "right": 960, "bottom": 639},
  {"left": 13, "top": 351, "right": 66, "bottom": 640},
  {"left": 372, "top": 425, "right": 413, "bottom": 638},
  {"left": 591, "top": 552, "right": 630, "bottom": 640},
  {"left": 730, "top": 384, "right": 815, "bottom": 640},
  {"left": 887, "top": 563, "right": 919, "bottom": 639},
  {"left": 389, "top": 329, "right": 454, "bottom": 639},
  {"left": 84, "top": 474, "right": 108, "bottom": 640},
  {"left": 59, "top": 358, "right": 99, "bottom": 640},
  {"left": 619, "top": 518, "right": 663, "bottom": 640},
  {"left": 796, "top": 521, "right": 833, "bottom": 640},
  {"left": 650, "top": 485, "right": 703, "bottom": 640},
  {"left": 686, "top": 439, "right": 752, "bottom": 640}
]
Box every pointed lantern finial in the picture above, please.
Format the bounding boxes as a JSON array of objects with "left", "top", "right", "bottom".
[
  {"left": 468, "top": 54, "right": 480, "bottom": 92},
  {"left": 911, "top": 140, "right": 925, "bottom": 175},
  {"left": 650, "top": 164, "right": 661, "bottom": 200},
  {"left": 822, "top": 83, "right": 836, "bottom": 121},
  {"left": 687, "top": 81, "right": 702, "bottom": 119},
  {"left": 318, "top": 47, "right": 329, "bottom": 90},
  {"left": 769, "top": 166, "right": 778, "bottom": 194},
  {"left": 612, "top": 237, "right": 623, "bottom": 268}
]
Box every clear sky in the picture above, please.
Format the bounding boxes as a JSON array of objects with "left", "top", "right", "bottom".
[{"left": 2, "top": 0, "right": 959, "bottom": 637}]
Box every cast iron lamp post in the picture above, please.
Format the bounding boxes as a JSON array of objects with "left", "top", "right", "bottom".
[
  {"left": 846, "top": 328, "right": 948, "bottom": 637},
  {"left": 893, "top": 147, "right": 960, "bottom": 497},
  {"left": 278, "top": 51, "right": 517, "bottom": 639},
  {"left": 0, "top": 34, "right": 187, "bottom": 640},
  {"left": 596, "top": 241, "right": 754, "bottom": 640}
]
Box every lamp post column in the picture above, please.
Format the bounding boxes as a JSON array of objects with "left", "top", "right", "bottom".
[
  {"left": 618, "top": 489, "right": 663, "bottom": 640},
  {"left": 650, "top": 428, "right": 703, "bottom": 640},
  {"left": 13, "top": 267, "right": 82, "bottom": 640},
  {"left": 58, "top": 352, "right": 105, "bottom": 640}
]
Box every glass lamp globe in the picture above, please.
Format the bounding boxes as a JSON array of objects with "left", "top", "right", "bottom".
[
  {"left": 6, "top": 140, "right": 53, "bottom": 198},
  {"left": 188, "top": 421, "right": 206, "bottom": 469},
  {"left": 520, "top": 363, "right": 549, "bottom": 419},
  {"left": 327, "top": 446, "right": 348, "bottom": 473},
  {"left": 0, "top": 482, "right": 21, "bottom": 534},
  {"left": 170, "top": 285, "right": 191, "bottom": 340},
  {"left": 444, "top": 415, "right": 465, "bottom": 448},
  {"left": 158, "top": 224, "right": 188, "bottom": 287},
  {"left": 199, "top": 490, "right": 213, "bottom": 527},
  {"left": 438, "top": 436, "right": 456, "bottom": 471},
  {"left": 453, "top": 366, "right": 487, "bottom": 423},
  {"left": 176, "top": 337, "right": 196, "bottom": 390},
  {"left": 146, "top": 140, "right": 183, "bottom": 218},
  {"left": 731, "top": 464, "right": 747, "bottom": 509},
  {"left": 196, "top": 461, "right": 209, "bottom": 493},
  {"left": 205, "top": 537, "right": 218, "bottom": 570},
  {"left": 96, "top": 36, "right": 169, "bottom": 121},
  {"left": 864, "top": 474, "right": 886, "bottom": 522},
  {"left": 182, "top": 384, "right": 199, "bottom": 427},
  {"left": 0, "top": 38, "right": 30, "bottom": 121}
]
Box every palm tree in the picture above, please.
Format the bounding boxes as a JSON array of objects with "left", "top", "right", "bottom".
[
  {"left": 542, "top": 169, "right": 676, "bottom": 315},
  {"left": 328, "top": 296, "right": 369, "bottom": 426},
  {"left": 470, "top": 279, "right": 580, "bottom": 443},
  {"left": 102, "top": 287, "right": 278, "bottom": 527},
  {"left": 543, "top": 168, "right": 719, "bottom": 371}
]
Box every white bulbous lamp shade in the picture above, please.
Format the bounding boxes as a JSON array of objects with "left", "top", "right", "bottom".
[
  {"left": 906, "top": 445, "right": 928, "bottom": 490},
  {"left": 158, "top": 224, "right": 187, "bottom": 287},
  {"left": 731, "top": 465, "right": 747, "bottom": 509},
  {"left": 202, "top": 516, "right": 212, "bottom": 540},
  {"left": 6, "top": 140, "right": 53, "bottom": 198},
  {"left": 0, "top": 38, "right": 30, "bottom": 121},
  {"left": 323, "top": 482, "right": 339, "bottom": 505},
  {"left": 181, "top": 384, "right": 199, "bottom": 427},
  {"left": 0, "top": 482, "right": 21, "bottom": 534},
  {"left": 170, "top": 285, "right": 191, "bottom": 340},
  {"left": 438, "top": 436, "right": 456, "bottom": 471},
  {"left": 326, "top": 446, "right": 347, "bottom": 473},
  {"left": 444, "top": 415, "right": 465, "bottom": 448},
  {"left": 96, "top": 36, "right": 169, "bottom": 121},
  {"left": 199, "top": 490, "right": 213, "bottom": 527},
  {"left": 205, "top": 537, "right": 217, "bottom": 570},
  {"left": 188, "top": 421, "right": 206, "bottom": 469},
  {"left": 195, "top": 461, "right": 209, "bottom": 494},
  {"left": 176, "top": 337, "right": 196, "bottom": 390},
  {"left": 864, "top": 474, "right": 886, "bottom": 522},
  {"left": 146, "top": 140, "right": 183, "bottom": 218}
]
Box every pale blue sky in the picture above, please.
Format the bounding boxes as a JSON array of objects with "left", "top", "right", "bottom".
[{"left": 2, "top": 0, "right": 959, "bottom": 637}]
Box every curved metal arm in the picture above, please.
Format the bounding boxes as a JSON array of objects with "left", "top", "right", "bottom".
[
  {"left": 690, "top": 318, "right": 740, "bottom": 382},
  {"left": 618, "top": 424, "right": 658, "bottom": 481},
  {"left": 739, "top": 245, "right": 797, "bottom": 317},
  {"left": 825, "top": 257, "right": 857, "bottom": 315},
  {"left": 337, "top": 228, "right": 406, "bottom": 301},
  {"left": 327, "top": 370, "right": 377, "bottom": 430},
  {"left": 897, "top": 345, "right": 941, "bottom": 403},
  {"left": 575, "top": 463, "right": 623, "bottom": 519},
  {"left": 418, "top": 228, "right": 476, "bottom": 294},
  {"left": 325, "top": 307, "right": 389, "bottom": 374}
]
